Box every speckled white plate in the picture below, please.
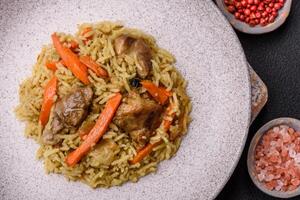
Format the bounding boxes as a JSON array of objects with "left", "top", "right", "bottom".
[{"left": 0, "top": 0, "right": 251, "bottom": 199}]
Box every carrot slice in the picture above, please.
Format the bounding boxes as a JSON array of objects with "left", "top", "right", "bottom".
[
  {"left": 130, "top": 141, "right": 162, "bottom": 165},
  {"left": 39, "top": 76, "right": 58, "bottom": 127},
  {"left": 130, "top": 103, "right": 176, "bottom": 164},
  {"left": 81, "top": 27, "right": 92, "bottom": 36},
  {"left": 65, "top": 93, "right": 122, "bottom": 167},
  {"left": 51, "top": 33, "right": 89, "bottom": 84},
  {"left": 79, "top": 56, "right": 108, "bottom": 77},
  {"left": 45, "top": 61, "right": 57, "bottom": 71},
  {"left": 141, "top": 80, "right": 171, "bottom": 105},
  {"left": 70, "top": 40, "right": 79, "bottom": 49},
  {"left": 81, "top": 27, "right": 93, "bottom": 44},
  {"left": 45, "top": 60, "right": 66, "bottom": 72}
]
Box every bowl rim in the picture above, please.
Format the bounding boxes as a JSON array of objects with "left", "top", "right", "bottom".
[
  {"left": 247, "top": 117, "right": 300, "bottom": 198},
  {"left": 215, "top": 0, "right": 292, "bottom": 34}
]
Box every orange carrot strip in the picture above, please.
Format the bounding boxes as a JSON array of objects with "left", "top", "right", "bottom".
[
  {"left": 51, "top": 33, "right": 89, "bottom": 84},
  {"left": 79, "top": 122, "right": 95, "bottom": 141},
  {"left": 39, "top": 76, "right": 58, "bottom": 127},
  {"left": 45, "top": 61, "right": 57, "bottom": 71},
  {"left": 141, "top": 80, "right": 171, "bottom": 105},
  {"left": 81, "top": 27, "right": 92, "bottom": 36},
  {"left": 130, "top": 141, "right": 162, "bottom": 165},
  {"left": 79, "top": 56, "right": 108, "bottom": 77},
  {"left": 46, "top": 60, "right": 67, "bottom": 72},
  {"left": 130, "top": 103, "right": 176, "bottom": 164},
  {"left": 162, "top": 103, "right": 176, "bottom": 130},
  {"left": 65, "top": 93, "right": 122, "bottom": 167},
  {"left": 70, "top": 40, "right": 79, "bottom": 49},
  {"left": 81, "top": 27, "right": 93, "bottom": 44}
]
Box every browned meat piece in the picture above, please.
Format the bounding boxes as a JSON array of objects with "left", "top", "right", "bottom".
[
  {"left": 132, "top": 39, "right": 152, "bottom": 79},
  {"left": 42, "top": 129, "right": 61, "bottom": 145},
  {"left": 114, "top": 35, "right": 135, "bottom": 55},
  {"left": 114, "top": 35, "right": 152, "bottom": 78},
  {"left": 42, "top": 86, "right": 93, "bottom": 145},
  {"left": 89, "top": 139, "right": 119, "bottom": 166},
  {"left": 129, "top": 128, "right": 152, "bottom": 150},
  {"left": 114, "top": 92, "right": 162, "bottom": 149}
]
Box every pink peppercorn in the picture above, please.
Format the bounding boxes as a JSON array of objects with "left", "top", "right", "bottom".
[
  {"left": 250, "top": 5, "right": 257, "bottom": 11},
  {"left": 274, "top": 3, "right": 282, "bottom": 10},
  {"left": 235, "top": 12, "right": 241, "bottom": 19},
  {"left": 255, "top": 12, "right": 261, "bottom": 18},
  {"left": 247, "top": 0, "right": 254, "bottom": 4},
  {"left": 227, "top": 5, "right": 236, "bottom": 13},
  {"left": 241, "top": 0, "right": 247, "bottom": 7},
  {"left": 244, "top": 8, "right": 251, "bottom": 15}
]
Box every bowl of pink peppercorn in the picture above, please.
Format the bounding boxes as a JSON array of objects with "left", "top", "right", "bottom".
[
  {"left": 248, "top": 118, "right": 300, "bottom": 198},
  {"left": 216, "top": 0, "right": 292, "bottom": 34}
]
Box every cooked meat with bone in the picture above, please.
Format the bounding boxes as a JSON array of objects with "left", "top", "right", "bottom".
[
  {"left": 114, "top": 35, "right": 152, "bottom": 78},
  {"left": 42, "top": 86, "right": 93, "bottom": 144},
  {"left": 114, "top": 92, "right": 162, "bottom": 149}
]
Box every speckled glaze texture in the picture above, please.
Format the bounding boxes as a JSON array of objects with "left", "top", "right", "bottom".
[{"left": 0, "top": 0, "right": 251, "bottom": 199}]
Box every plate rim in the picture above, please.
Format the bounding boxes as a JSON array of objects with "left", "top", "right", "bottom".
[
  {"left": 208, "top": 1, "right": 252, "bottom": 199},
  {"left": 0, "top": 1, "right": 252, "bottom": 199}
]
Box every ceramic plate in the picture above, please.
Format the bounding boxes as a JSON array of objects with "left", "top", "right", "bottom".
[{"left": 0, "top": 0, "right": 251, "bottom": 199}]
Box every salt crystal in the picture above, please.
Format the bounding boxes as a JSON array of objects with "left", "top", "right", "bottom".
[
  {"left": 294, "top": 153, "right": 300, "bottom": 164},
  {"left": 276, "top": 139, "right": 283, "bottom": 147},
  {"left": 274, "top": 174, "right": 281, "bottom": 179},
  {"left": 280, "top": 125, "right": 289, "bottom": 130},
  {"left": 285, "top": 160, "right": 292, "bottom": 168},
  {"left": 289, "top": 149, "right": 296, "bottom": 159},
  {"left": 270, "top": 141, "right": 277, "bottom": 147},
  {"left": 280, "top": 129, "right": 287, "bottom": 136},
  {"left": 275, "top": 185, "right": 282, "bottom": 191},
  {"left": 283, "top": 133, "right": 291, "bottom": 143},
  {"left": 265, "top": 174, "right": 275, "bottom": 182},
  {"left": 258, "top": 173, "right": 265, "bottom": 182},
  {"left": 291, "top": 178, "right": 300, "bottom": 186},
  {"left": 277, "top": 180, "right": 284, "bottom": 186},
  {"left": 273, "top": 127, "right": 280, "bottom": 133},
  {"left": 288, "top": 185, "right": 298, "bottom": 191},
  {"left": 288, "top": 128, "right": 295, "bottom": 134},
  {"left": 289, "top": 143, "right": 296, "bottom": 149}
]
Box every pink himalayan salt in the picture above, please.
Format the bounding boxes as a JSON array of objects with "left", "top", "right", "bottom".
[{"left": 254, "top": 125, "right": 300, "bottom": 192}]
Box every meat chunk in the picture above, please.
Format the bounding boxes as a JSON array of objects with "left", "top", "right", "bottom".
[
  {"left": 42, "top": 86, "right": 93, "bottom": 145},
  {"left": 132, "top": 39, "right": 152, "bottom": 79},
  {"left": 114, "top": 35, "right": 152, "bottom": 78},
  {"left": 89, "top": 139, "right": 119, "bottom": 166},
  {"left": 129, "top": 128, "right": 152, "bottom": 149},
  {"left": 114, "top": 92, "right": 162, "bottom": 149},
  {"left": 114, "top": 35, "right": 135, "bottom": 55}
]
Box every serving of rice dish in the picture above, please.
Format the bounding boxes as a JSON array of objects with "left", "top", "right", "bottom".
[{"left": 15, "top": 21, "right": 191, "bottom": 188}]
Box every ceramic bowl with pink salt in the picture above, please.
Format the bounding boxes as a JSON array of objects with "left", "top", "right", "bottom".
[{"left": 248, "top": 118, "right": 300, "bottom": 198}]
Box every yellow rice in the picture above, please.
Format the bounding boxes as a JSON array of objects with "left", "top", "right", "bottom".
[{"left": 15, "top": 21, "right": 191, "bottom": 188}]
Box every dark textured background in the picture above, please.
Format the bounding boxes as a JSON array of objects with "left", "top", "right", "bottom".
[{"left": 216, "top": 1, "right": 300, "bottom": 200}]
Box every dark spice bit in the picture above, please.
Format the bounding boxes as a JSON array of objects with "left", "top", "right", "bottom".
[{"left": 130, "top": 78, "right": 141, "bottom": 88}]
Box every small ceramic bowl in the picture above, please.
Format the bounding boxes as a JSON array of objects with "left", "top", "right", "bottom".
[
  {"left": 216, "top": 0, "right": 292, "bottom": 34},
  {"left": 247, "top": 117, "right": 300, "bottom": 198}
]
